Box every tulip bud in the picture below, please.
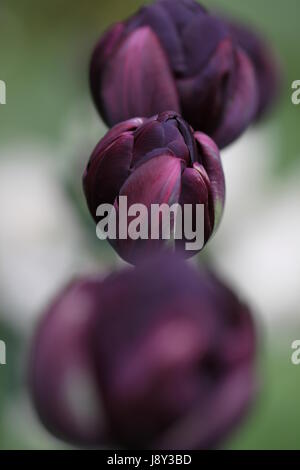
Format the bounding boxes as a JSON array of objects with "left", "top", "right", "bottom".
[
  {"left": 83, "top": 111, "right": 225, "bottom": 264},
  {"left": 90, "top": 0, "right": 258, "bottom": 148},
  {"left": 30, "top": 254, "right": 256, "bottom": 449}
]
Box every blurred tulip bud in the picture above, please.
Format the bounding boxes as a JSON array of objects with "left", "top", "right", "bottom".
[
  {"left": 30, "top": 254, "right": 256, "bottom": 449},
  {"left": 83, "top": 111, "right": 225, "bottom": 264},
  {"left": 226, "top": 18, "right": 281, "bottom": 121},
  {"left": 90, "top": 0, "right": 258, "bottom": 149}
]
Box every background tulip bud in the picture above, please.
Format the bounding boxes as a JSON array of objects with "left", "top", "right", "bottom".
[
  {"left": 30, "top": 254, "right": 257, "bottom": 450},
  {"left": 83, "top": 111, "right": 225, "bottom": 264},
  {"left": 90, "top": 0, "right": 258, "bottom": 149}
]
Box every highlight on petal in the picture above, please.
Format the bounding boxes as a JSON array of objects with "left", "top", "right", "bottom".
[
  {"left": 113, "top": 155, "right": 183, "bottom": 264},
  {"left": 101, "top": 27, "right": 180, "bottom": 126},
  {"left": 120, "top": 154, "right": 183, "bottom": 207}
]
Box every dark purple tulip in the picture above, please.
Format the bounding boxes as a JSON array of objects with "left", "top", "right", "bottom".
[
  {"left": 83, "top": 111, "right": 225, "bottom": 264},
  {"left": 90, "top": 0, "right": 258, "bottom": 148},
  {"left": 226, "top": 18, "right": 281, "bottom": 121},
  {"left": 30, "top": 254, "right": 256, "bottom": 450}
]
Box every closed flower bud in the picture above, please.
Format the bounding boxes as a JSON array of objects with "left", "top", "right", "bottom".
[
  {"left": 90, "top": 0, "right": 258, "bottom": 148},
  {"left": 30, "top": 254, "right": 257, "bottom": 450},
  {"left": 83, "top": 111, "right": 225, "bottom": 264}
]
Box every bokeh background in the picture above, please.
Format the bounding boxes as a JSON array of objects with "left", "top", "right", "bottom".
[{"left": 0, "top": 0, "right": 300, "bottom": 449}]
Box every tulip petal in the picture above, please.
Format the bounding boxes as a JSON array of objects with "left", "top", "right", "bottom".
[
  {"left": 30, "top": 279, "right": 106, "bottom": 445},
  {"left": 89, "top": 254, "right": 256, "bottom": 449},
  {"left": 132, "top": 118, "right": 190, "bottom": 166},
  {"left": 126, "top": 2, "right": 186, "bottom": 75},
  {"left": 83, "top": 134, "right": 134, "bottom": 221},
  {"left": 101, "top": 27, "right": 180, "bottom": 125},
  {"left": 112, "top": 155, "right": 183, "bottom": 264},
  {"left": 119, "top": 154, "right": 182, "bottom": 213},
  {"left": 153, "top": 365, "right": 256, "bottom": 450},
  {"left": 132, "top": 120, "right": 166, "bottom": 167},
  {"left": 177, "top": 39, "right": 237, "bottom": 141},
  {"left": 194, "top": 132, "right": 225, "bottom": 231},
  {"left": 181, "top": 13, "right": 229, "bottom": 77},
  {"left": 212, "top": 48, "right": 258, "bottom": 148},
  {"left": 120, "top": 155, "right": 182, "bottom": 207},
  {"left": 179, "top": 167, "right": 212, "bottom": 249},
  {"left": 229, "top": 20, "right": 281, "bottom": 121},
  {"left": 157, "top": 112, "right": 198, "bottom": 164},
  {"left": 93, "top": 118, "right": 146, "bottom": 159},
  {"left": 91, "top": 254, "right": 218, "bottom": 445},
  {"left": 160, "top": 0, "right": 207, "bottom": 24}
]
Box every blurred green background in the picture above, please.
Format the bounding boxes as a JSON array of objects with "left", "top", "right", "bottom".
[{"left": 0, "top": 0, "right": 300, "bottom": 449}]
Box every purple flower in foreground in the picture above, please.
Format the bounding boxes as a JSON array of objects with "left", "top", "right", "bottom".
[
  {"left": 90, "top": 0, "right": 258, "bottom": 149},
  {"left": 83, "top": 111, "right": 225, "bottom": 264},
  {"left": 30, "top": 254, "right": 256, "bottom": 450}
]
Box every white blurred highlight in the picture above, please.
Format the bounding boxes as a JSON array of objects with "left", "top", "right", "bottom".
[
  {"left": 0, "top": 145, "right": 99, "bottom": 333},
  {"left": 210, "top": 129, "right": 300, "bottom": 329}
]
